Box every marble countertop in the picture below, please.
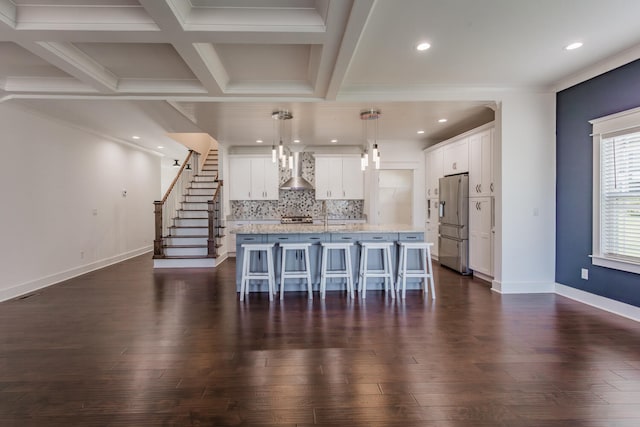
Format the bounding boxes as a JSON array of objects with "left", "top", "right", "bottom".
[{"left": 230, "top": 223, "right": 425, "bottom": 234}]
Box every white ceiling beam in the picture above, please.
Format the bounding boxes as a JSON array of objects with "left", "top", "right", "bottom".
[
  {"left": 0, "top": 0, "right": 15, "bottom": 27},
  {"left": 325, "top": 0, "right": 375, "bottom": 100},
  {"left": 18, "top": 41, "right": 118, "bottom": 93},
  {"left": 14, "top": 5, "right": 157, "bottom": 31},
  {"left": 3, "top": 76, "right": 96, "bottom": 93},
  {"left": 139, "top": 0, "right": 225, "bottom": 96}
]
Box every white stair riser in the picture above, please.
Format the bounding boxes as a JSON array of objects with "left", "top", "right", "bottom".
[
  {"left": 175, "top": 218, "right": 207, "bottom": 227},
  {"left": 165, "top": 247, "right": 208, "bottom": 256},
  {"left": 171, "top": 227, "right": 208, "bottom": 236},
  {"left": 165, "top": 236, "right": 208, "bottom": 245},
  {"left": 193, "top": 176, "right": 217, "bottom": 183},
  {"left": 198, "top": 171, "right": 218, "bottom": 177},
  {"left": 178, "top": 211, "right": 208, "bottom": 219},
  {"left": 186, "top": 188, "right": 215, "bottom": 196},
  {"left": 191, "top": 182, "right": 216, "bottom": 188},
  {"left": 184, "top": 195, "right": 212, "bottom": 203},
  {"left": 154, "top": 258, "right": 216, "bottom": 268},
  {"left": 181, "top": 202, "right": 208, "bottom": 210}
]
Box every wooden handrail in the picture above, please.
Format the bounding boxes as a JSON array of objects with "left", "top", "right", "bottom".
[{"left": 161, "top": 150, "right": 193, "bottom": 203}]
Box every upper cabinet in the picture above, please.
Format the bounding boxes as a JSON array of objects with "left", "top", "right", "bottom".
[
  {"left": 315, "top": 155, "right": 364, "bottom": 200},
  {"left": 442, "top": 137, "right": 469, "bottom": 176},
  {"left": 425, "top": 147, "right": 443, "bottom": 198},
  {"left": 469, "top": 129, "right": 493, "bottom": 197},
  {"left": 228, "top": 155, "right": 279, "bottom": 200}
]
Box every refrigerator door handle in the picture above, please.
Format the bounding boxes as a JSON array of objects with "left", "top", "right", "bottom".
[{"left": 439, "top": 201, "right": 445, "bottom": 218}]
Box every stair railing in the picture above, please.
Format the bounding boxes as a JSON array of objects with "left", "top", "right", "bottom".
[
  {"left": 208, "top": 179, "right": 224, "bottom": 258},
  {"left": 153, "top": 150, "right": 199, "bottom": 258}
]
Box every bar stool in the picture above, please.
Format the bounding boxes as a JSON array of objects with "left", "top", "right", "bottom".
[
  {"left": 239, "top": 243, "right": 276, "bottom": 301},
  {"left": 278, "top": 243, "right": 313, "bottom": 300},
  {"left": 357, "top": 242, "right": 395, "bottom": 299},
  {"left": 396, "top": 242, "right": 436, "bottom": 299},
  {"left": 319, "top": 242, "right": 354, "bottom": 299}
]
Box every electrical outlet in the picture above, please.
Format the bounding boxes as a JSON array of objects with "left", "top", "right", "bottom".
[{"left": 581, "top": 268, "right": 589, "bottom": 280}]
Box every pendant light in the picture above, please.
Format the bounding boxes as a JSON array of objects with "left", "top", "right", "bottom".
[
  {"left": 172, "top": 159, "right": 180, "bottom": 168},
  {"left": 272, "top": 109, "right": 293, "bottom": 166},
  {"left": 360, "top": 109, "right": 382, "bottom": 171}
]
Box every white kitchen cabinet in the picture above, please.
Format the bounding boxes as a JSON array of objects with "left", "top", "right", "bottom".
[
  {"left": 315, "top": 155, "right": 364, "bottom": 200},
  {"left": 425, "top": 147, "right": 443, "bottom": 199},
  {"left": 425, "top": 198, "right": 439, "bottom": 258},
  {"left": 228, "top": 156, "right": 279, "bottom": 200},
  {"left": 469, "top": 196, "right": 492, "bottom": 276},
  {"left": 469, "top": 128, "right": 493, "bottom": 197},
  {"left": 442, "top": 137, "right": 469, "bottom": 176}
]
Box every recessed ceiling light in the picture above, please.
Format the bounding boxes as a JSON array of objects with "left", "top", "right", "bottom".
[
  {"left": 438, "top": 118, "right": 448, "bottom": 123},
  {"left": 293, "top": 139, "right": 300, "bottom": 143},
  {"left": 416, "top": 42, "right": 431, "bottom": 51},
  {"left": 256, "top": 139, "right": 263, "bottom": 143},
  {"left": 157, "top": 145, "right": 164, "bottom": 149},
  {"left": 132, "top": 135, "right": 140, "bottom": 140},
  {"left": 331, "top": 139, "right": 338, "bottom": 143},
  {"left": 565, "top": 42, "right": 583, "bottom": 51},
  {"left": 417, "top": 130, "right": 425, "bottom": 134}
]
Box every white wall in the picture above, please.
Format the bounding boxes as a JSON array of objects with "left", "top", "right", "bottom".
[
  {"left": 366, "top": 139, "right": 426, "bottom": 227},
  {"left": 0, "top": 102, "right": 161, "bottom": 301},
  {"left": 493, "top": 92, "right": 556, "bottom": 293}
]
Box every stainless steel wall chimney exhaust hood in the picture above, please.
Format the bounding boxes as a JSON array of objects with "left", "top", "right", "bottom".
[{"left": 280, "top": 152, "right": 313, "bottom": 190}]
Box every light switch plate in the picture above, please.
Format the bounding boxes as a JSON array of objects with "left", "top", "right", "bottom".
[{"left": 581, "top": 268, "right": 589, "bottom": 280}]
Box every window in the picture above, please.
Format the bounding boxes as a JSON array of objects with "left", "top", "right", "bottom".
[{"left": 591, "top": 107, "right": 640, "bottom": 274}]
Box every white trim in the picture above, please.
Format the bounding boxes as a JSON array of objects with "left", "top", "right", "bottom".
[
  {"left": 491, "top": 279, "right": 556, "bottom": 294},
  {"left": 424, "top": 121, "right": 495, "bottom": 154},
  {"left": 0, "top": 246, "right": 152, "bottom": 303},
  {"left": 555, "top": 283, "right": 640, "bottom": 323},
  {"left": 553, "top": 44, "right": 640, "bottom": 93},
  {"left": 590, "top": 107, "right": 640, "bottom": 274},
  {"left": 591, "top": 255, "right": 640, "bottom": 275}
]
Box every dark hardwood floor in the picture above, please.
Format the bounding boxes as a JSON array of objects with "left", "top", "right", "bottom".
[{"left": 1, "top": 255, "right": 639, "bottom": 426}]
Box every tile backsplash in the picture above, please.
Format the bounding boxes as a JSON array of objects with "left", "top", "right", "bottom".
[{"left": 230, "top": 152, "right": 364, "bottom": 219}]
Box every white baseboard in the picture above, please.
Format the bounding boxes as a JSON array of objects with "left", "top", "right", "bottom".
[
  {"left": 555, "top": 283, "right": 640, "bottom": 323},
  {"left": 491, "top": 279, "right": 556, "bottom": 294},
  {"left": 0, "top": 246, "right": 152, "bottom": 302}
]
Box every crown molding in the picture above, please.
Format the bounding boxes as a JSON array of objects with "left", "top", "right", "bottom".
[{"left": 553, "top": 43, "right": 640, "bottom": 93}]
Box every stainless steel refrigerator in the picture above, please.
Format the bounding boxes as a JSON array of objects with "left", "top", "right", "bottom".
[{"left": 438, "top": 174, "right": 471, "bottom": 274}]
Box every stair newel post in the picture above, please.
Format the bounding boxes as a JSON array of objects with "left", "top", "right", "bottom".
[
  {"left": 207, "top": 200, "right": 216, "bottom": 257},
  {"left": 153, "top": 201, "right": 164, "bottom": 258}
]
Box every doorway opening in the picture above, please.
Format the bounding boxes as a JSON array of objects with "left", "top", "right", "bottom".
[{"left": 377, "top": 169, "right": 413, "bottom": 225}]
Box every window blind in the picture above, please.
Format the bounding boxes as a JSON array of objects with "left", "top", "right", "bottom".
[{"left": 601, "top": 131, "right": 640, "bottom": 262}]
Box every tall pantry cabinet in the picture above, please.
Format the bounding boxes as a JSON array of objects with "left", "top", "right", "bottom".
[{"left": 424, "top": 123, "right": 494, "bottom": 278}]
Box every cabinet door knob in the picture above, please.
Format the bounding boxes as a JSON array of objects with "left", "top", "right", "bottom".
[
  {"left": 490, "top": 183, "right": 494, "bottom": 192},
  {"left": 478, "top": 184, "right": 482, "bottom": 193}
]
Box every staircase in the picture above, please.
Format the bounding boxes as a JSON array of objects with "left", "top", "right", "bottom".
[{"left": 153, "top": 149, "right": 225, "bottom": 268}]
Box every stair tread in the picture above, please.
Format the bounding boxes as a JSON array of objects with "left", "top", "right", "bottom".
[
  {"left": 169, "top": 225, "right": 208, "bottom": 229},
  {"left": 160, "top": 255, "right": 219, "bottom": 259},
  {"left": 163, "top": 244, "right": 207, "bottom": 248}
]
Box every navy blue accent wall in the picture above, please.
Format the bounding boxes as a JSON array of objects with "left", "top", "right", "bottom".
[{"left": 556, "top": 59, "right": 640, "bottom": 308}]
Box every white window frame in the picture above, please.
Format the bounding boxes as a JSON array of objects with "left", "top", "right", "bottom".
[{"left": 590, "top": 106, "right": 640, "bottom": 275}]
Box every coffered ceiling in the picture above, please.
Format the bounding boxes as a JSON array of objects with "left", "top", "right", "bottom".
[{"left": 2, "top": 0, "right": 640, "bottom": 160}]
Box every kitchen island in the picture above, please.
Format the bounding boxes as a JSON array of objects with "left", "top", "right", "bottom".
[{"left": 231, "top": 224, "right": 427, "bottom": 294}]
